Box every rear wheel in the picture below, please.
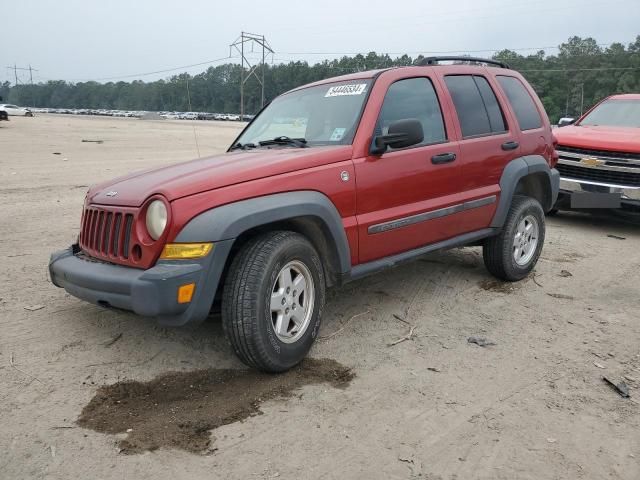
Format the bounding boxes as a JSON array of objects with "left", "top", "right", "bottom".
[
  {"left": 222, "top": 231, "right": 325, "bottom": 372},
  {"left": 483, "top": 195, "right": 545, "bottom": 281}
]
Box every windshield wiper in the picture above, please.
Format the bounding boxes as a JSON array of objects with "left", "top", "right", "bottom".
[
  {"left": 258, "top": 136, "right": 308, "bottom": 148},
  {"left": 230, "top": 142, "right": 257, "bottom": 151}
]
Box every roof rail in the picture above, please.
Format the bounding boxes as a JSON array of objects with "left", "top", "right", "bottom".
[{"left": 419, "top": 56, "right": 509, "bottom": 69}]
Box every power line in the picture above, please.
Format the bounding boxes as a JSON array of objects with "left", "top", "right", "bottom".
[
  {"left": 8, "top": 38, "right": 639, "bottom": 85},
  {"left": 76, "top": 55, "right": 237, "bottom": 82},
  {"left": 520, "top": 66, "right": 640, "bottom": 72},
  {"left": 276, "top": 42, "right": 627, "bottom": 57}
]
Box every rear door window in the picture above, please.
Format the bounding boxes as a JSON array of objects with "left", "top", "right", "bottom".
[
  {"left": 444, "top": 75, "right": 506, "bottom": 138},
  {"left": 496, "top": 76, "right": 543, "bottom": 130}
]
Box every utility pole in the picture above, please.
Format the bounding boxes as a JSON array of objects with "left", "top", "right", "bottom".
[
  {"left": 229, "top": 32, "right": 274, "bottom": 118},
  {"left": 13, "top": 64, "right": 18, "bottom": 85}
]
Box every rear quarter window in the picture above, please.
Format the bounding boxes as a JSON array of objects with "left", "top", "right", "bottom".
[{"left": 496, "top": 76, "right": 543, "bottom": 131}]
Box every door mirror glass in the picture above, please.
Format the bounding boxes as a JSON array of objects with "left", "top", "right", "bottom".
[
  {"left": 372, "top": 118, "right": 424, "bottom": 154},
  {"left": 557, "top": 117, "right": 575, "bottom": 127}
]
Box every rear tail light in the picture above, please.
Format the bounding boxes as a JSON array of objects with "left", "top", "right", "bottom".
[{"left": 550, "top": 134, "right": 559, "bottom": 167}]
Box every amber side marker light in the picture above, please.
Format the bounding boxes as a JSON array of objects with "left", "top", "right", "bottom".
[
  {"left": 177, "top": 283, "right": 196, "bottom": 304},
  {"left": 160, "top": 243, "right": 213, "bottom": 259}
]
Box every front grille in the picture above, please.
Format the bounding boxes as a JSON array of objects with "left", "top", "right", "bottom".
[
  {"left": 80, "top": 207, "right": 135, "bottom": 260},
  {"left": 558, "top": 145, "right": 640, "bottom": 162},
  {"left": 557, "top": 163, "right": 640, "bottom": 187}
]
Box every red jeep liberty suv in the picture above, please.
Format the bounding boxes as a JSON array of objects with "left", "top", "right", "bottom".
[{"left": 50, "top": 57, "right": 559, "bottom": 372}]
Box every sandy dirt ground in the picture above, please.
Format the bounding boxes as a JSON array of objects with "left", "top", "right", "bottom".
[{"left": 1, "top": 114, "right": 639, "bottom": 480}]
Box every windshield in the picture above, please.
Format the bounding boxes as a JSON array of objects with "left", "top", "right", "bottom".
[
  {"left": 234, "top": 79, "right": 372, "bottom": 147},
  {"left": 579, "top": 99, "right": 640, "bottom": 128}
]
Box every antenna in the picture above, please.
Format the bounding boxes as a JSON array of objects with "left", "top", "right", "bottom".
[{"left": 229, "top": 32, "right": 274, "bottom": 118}]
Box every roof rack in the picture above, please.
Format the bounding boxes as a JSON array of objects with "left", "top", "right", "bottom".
[{"left": 419, "top": 56, "right": 509, "bottom": 69}]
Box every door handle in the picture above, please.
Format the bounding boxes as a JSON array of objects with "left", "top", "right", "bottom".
[
  {"left": 501, "top": 141, "right": 519, "bottom": 151},
  {"left": 431, "top": 152, "right": 457, "bottom": 164}
]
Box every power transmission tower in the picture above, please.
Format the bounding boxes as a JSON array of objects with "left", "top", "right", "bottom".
[
  {"left": 229, "top": 32, "right": 274, "bottom": 118},
  {"left": 6, "top": 64, "right": 38, "bottom": 106}
]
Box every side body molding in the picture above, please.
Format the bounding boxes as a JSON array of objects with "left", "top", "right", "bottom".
[
  {"left": 491, "top": 155, "right": 560, "bottom": 228},
  {"left": 175, "top": 191, "right": 352, "bottom": 274}
]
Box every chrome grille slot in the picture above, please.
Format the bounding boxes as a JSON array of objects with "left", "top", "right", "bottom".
[
  {"left": 102, "top": 212, "right": 112, "bottom": 254},
  {"left": 123, "top": 214, "right": 133, "bottom": 259},
  {"left": 95, "top": 211, "right": 104, "bottom": 252},
  {"left": 112, "top": 213, "right": 122, "bottom": 256}
]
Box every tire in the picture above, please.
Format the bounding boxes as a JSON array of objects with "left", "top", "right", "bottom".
[
  {"left": 546, "top": 208, "right": 559, "bottom": 216},
  {"left": 483, "top": 195, "right": 545, "bottom": 281},
  {"left": 222, "top": 231, "right": 326, "bottom": 372},
  {"left": 25, "top": 112, "right": 33, "bottom": 117}
]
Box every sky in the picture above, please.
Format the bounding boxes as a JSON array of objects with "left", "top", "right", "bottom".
[{"left": 3, "top": 0, "right": 640, "bottom": 84}]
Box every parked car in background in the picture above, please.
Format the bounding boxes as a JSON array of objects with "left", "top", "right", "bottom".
[
  {"left": 50, "top": 57, "right": 558, "bottom": 372},
  {"left": 0, "top": 104, "right": 33, "bottom": 116},
  {"left": 554, "top": 94, "right": 640, "bottom": 213}
]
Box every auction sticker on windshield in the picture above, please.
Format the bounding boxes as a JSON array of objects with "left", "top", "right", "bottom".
[
  {"left": 330, "top": 127, "right": 346, "bottom": 141},
  {"left": 325, "top": 84, "right": 368, "bottom": 97}
]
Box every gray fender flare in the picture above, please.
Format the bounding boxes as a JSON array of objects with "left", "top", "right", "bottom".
[
  {"left": 175, "top": 191, "right": 352, "bottom": 275},
  {"left": 491, "top": 155, "right": 560, "bottom": 228}
]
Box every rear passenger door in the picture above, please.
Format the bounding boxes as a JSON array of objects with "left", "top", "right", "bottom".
[
  {"left": 495, "top": 75, "right": 548, "bottom": 159},
  {"left": 439, "top": 72, "right": 521, "bottom": 205}
]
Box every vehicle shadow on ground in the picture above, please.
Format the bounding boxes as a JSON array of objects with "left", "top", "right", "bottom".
[
  {"left": 65, "top": 245, "right": 489, "bottom": 370},
  {"left": 549, "top": 209, "right": 640, "bottom": 234},
  {"left": 67, "top": 209, "right": 639, "bottom": 368}
]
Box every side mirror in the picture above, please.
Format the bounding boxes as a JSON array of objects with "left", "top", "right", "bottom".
[
  {"left": 557, "top": 117, "right": 575, "bottom": 127},
  {"left": 371, "top": 118, "right": 424, "bottom": 154}
]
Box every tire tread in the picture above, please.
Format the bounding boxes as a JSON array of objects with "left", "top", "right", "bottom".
[{"left": 222, "top": 231, "right": 322, "bottom": 372}]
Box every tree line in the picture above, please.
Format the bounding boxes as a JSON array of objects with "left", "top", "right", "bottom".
[{"left": 1, "top": 36, "right": 639, "bottom": 123}]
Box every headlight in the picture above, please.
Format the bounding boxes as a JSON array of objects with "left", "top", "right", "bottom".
[{"left": 145, "top": 200, "right": 168, "bottom": 240}]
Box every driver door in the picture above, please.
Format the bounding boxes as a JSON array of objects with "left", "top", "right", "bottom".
[{"left": 354, "top": 76, "right": 464, "bottom": 263}]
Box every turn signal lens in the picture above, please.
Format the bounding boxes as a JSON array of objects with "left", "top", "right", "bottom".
[
  {"left": 160, "top": 243, "right": 213, "bottom": 259},
  {"left": 177, "top": 283, "right": 195, "bottom": 304}
]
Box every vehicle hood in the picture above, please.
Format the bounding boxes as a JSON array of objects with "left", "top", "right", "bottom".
[
  {"left": 88, "top": 145, "right": 353, "bottom": 207},
  {"left": 555, "top": 125, "right": 640, "bottom": 153}
]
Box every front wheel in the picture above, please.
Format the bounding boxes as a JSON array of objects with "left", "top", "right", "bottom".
[
  {"left": 222, "top": 231, "right": 325, "bottom": 372},
  {"left": 483, "top": 196, "right": 545, "bottom": 281}
]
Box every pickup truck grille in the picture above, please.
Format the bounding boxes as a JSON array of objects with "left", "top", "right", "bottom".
[
  {"left": 79, "top": 207, "right": 135, "bottom": 260},
  {"left": 556, "top": 163, "right": 640, "bottom": 187},
  {"left": 557, "top": 145, "right": 640, "bottom": 188},
  {"left": 558, "top": 145, "right": 640, "bottom": 162}
]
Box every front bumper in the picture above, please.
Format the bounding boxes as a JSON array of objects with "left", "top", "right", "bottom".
[
  {"left": 559, "top": 178, "right": 640, "bottom": 211},
  {"left": 49, "top": 240, "right": 233, "bottom": 326}
]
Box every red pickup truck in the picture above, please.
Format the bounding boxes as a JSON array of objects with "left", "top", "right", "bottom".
[
  {"left": 50, "top": 57, "right": 559, "bottom": 372},
  {"left": 553, "top": 94, "right": 640, "bottom": 212}
]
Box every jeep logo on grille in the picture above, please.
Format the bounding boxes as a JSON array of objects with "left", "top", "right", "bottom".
[{"left": 105, "top": 191, "right": 118, "bottom": 197}]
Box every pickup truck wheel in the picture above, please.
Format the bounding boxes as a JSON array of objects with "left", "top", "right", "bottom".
[
  {"left": 222, "top": 231, "right": 325, "bottom": 372},
  {"left": 483, "top": 195, "right": 545, "bottom": 281}
]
